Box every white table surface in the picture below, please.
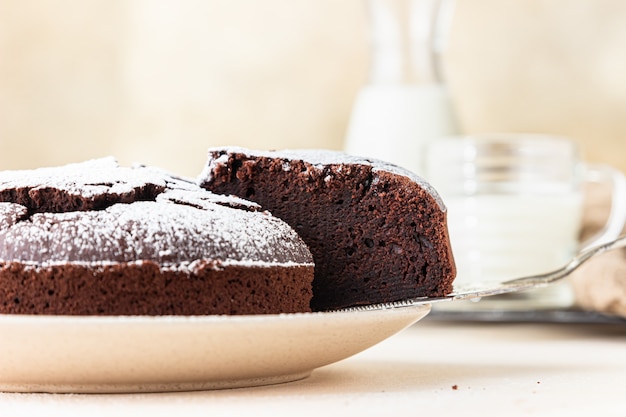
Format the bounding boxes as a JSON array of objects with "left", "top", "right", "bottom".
[{"left": 2, "top": 317, "right": 625, "bottom": 417}]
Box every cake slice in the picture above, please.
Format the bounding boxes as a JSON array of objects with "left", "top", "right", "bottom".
[{"left": 198, "top": 148, "right": 456, "bottom": 311}]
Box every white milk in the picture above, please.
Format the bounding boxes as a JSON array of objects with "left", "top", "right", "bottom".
[
  {"left": 445, "top": 193, "right": 583, "bottom": 283},
  {"left": 442, "top": 193, "right": 583, "bottom": 308},
  {"left": 344, "top": 84, "right": 457, "bottom": 175}
]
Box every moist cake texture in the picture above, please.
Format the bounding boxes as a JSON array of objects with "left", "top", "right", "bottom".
[
  {"left": 199, "top": 148, "right": 456, "bottom": 311},
  {"left": 0, "top": 157, "right": 314, "bottom": 315}
]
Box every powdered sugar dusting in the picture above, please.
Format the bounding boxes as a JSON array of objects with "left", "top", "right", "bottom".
[
  {"left": 157, "top": 188, "right": 260, "bottom": 211},
  {"left": 0, "top": 158, "right": 313, "bottom": 271},
  {"left": 0, "top": 201, "right": 312, "bottom": 267},
  {"left": 0, "top": 157, "right": 161, "bottom": 199},
  {"left": 0, "top": 203, "right": 28, "bottom": 229}
]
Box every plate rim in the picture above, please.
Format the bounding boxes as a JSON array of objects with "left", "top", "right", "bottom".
[{"left": 0, "top": 301, "right": 433, "bottom": 323}]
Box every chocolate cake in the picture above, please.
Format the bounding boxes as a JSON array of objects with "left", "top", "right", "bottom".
[
  {"left": 199, "top": 148, "right": 456, "bottom": 311},
  {"left": 0, "top": 157, "right": 314, "bottom": 316}
]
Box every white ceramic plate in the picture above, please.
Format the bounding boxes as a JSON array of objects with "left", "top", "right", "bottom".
[{"left": 0, "top": 303, "right": 431, "bottom": 393}]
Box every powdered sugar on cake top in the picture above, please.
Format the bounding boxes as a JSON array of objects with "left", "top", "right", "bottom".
[
  {"left": 157, "top": 188, "right": 260, "bottom": 212},
  {"left": 0, "top": 203, "right": 28, "bottom": 230},
  {"left": 0, "top": 158, "right": 313, "bottom": 271},
  {"left": 0, "top": 157, "right": 163, "bottom": 199},
  {"left": 0, "top": 201, "right": 312, "bottom": 268}
]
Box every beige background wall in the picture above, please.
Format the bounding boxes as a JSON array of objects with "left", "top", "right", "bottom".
[{"left": 0, "top": 0, "right": 625, "bottom": 177}]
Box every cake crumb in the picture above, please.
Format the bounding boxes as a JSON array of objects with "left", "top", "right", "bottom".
[{"left": 452, "top": 385, "right": 458, "bottom": 390}]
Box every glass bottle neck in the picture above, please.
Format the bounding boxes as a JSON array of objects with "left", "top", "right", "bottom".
[{"left": 366, "top": 0, "right": 454, "bottom": 85}]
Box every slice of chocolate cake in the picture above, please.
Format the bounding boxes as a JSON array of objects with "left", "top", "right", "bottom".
[
  {"left": 0, "top": 157, "right": 314, "bottom": 316},
  {"left": 199, "top": 148, "right": 456, "bottom": 311}
]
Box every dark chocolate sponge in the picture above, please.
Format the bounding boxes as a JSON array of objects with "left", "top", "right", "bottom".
[
  {"left": 0, "top": 157, "right": 314, "bottom": 315},
  {"left": 199, "top": 148, "right": 456, "bottom": 311}
]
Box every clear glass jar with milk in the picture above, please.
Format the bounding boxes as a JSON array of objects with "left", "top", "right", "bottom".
[
  {"left": 344, "top": 0, "right": 458, "bottom": 175},
  {"left": 424, "top": 134, "right": 626, "bottom": 311}
]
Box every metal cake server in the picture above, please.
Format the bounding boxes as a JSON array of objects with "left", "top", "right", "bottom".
[{"left": 339, "top": 234, "right": 626, "bottom": 312}]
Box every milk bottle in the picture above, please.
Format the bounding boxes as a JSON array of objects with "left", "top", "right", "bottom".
[{"left": 344, "top": 0, "right": 458, "bottom": 174}]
